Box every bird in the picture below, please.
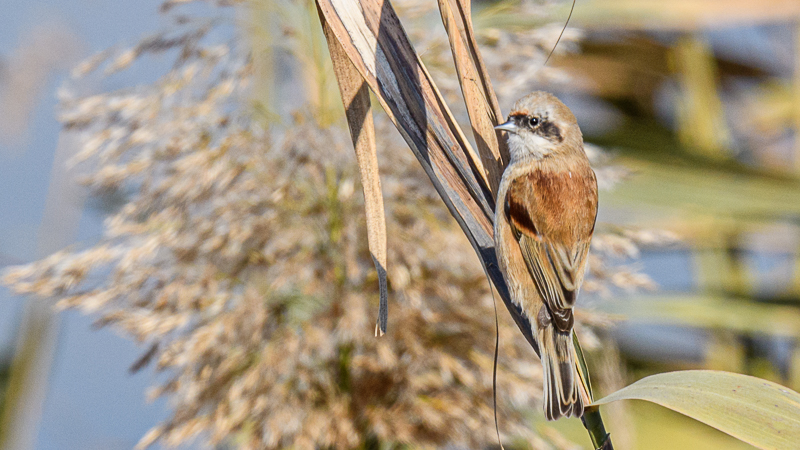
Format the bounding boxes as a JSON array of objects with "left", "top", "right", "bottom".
[{"left": 493, "top": 91, "right": 597, "bottom": 421}]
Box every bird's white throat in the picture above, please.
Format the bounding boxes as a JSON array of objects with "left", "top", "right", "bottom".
[{"left": 507, "top": 133, "right": 556, "bottom": 162}]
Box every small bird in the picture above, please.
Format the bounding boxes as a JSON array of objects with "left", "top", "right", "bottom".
[{"left": 494, "top": 91, "right": 597, "bottom": 420}]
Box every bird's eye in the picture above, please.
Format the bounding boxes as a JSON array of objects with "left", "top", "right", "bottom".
[{"left": 528, "top": 116, "right": 540, "bottom": 127}]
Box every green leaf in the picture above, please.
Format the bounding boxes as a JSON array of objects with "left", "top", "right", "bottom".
[{"left": 592, "top": 370, "right": 800, "bottom": 450}]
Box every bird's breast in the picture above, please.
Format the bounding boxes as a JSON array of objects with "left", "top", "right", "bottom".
[{"left": 504, "top": 160, "right": 597, "bottom": 247}]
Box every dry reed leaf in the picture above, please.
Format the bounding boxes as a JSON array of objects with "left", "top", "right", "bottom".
[
  {"left": 321, "top": 16, "right": 389, "bottom": 336},
  {"left": 437, "top": 0, "right": 501, "bottom": 195},
  {"left": 316, "top": 0, "right": 539, "bottom": 354},
  {"left": 437, "top": 0, "right": 508, "bottom": 194},
  {"left": 452, "top": 0, "right": 504, "bottom": 127}
]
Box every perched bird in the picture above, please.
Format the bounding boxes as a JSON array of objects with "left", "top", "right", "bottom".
[{"left": 494, "top": 91, "right": 597, "bottom": 420}]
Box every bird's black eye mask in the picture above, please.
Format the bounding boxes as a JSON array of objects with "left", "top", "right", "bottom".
[{"left": 509, "top": 114, "right": 563, "bottom": 143}]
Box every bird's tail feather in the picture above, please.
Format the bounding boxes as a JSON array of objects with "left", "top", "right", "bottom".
[{"left": 540, "top": 326, "right": 590, "bottom": 421}]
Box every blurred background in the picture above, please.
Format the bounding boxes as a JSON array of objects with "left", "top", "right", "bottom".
[{"left": 2, "top": 0, "right": 800, "bottom": 449}]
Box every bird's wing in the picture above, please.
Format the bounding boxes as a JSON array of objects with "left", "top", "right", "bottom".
[
  {"left": 504, "top": 169, "right": 597, "bottom": 331},
  {"left": 517, "top": 237, "right": 590, "bottom": 310}
]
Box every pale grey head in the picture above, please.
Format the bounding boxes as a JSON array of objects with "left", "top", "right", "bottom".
[{"left": 495, "top": 91, "right": 583, "bottom": 162}]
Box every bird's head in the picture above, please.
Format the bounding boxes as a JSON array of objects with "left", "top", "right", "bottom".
[{"left": 495, "top": 91, "right": 582, "bottom": 162}]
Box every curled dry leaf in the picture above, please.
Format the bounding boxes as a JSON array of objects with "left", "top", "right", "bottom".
[{"left": 321, "top": 13, "right": 389, "bottom": 336}]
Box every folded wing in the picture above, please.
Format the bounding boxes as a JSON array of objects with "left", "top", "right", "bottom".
[{"left": 504, "top": 166, "right": 597, "bottom": 331}]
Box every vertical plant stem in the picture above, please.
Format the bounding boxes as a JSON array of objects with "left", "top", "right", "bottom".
[
  {"left": 303, "top": 0, "right": 338, "bottom": 127},
  {"left": 793, "top": 20, "right": 800, "bottom": 173},
  {"left": 671, "top": 34, "right": 731, "bottom": 159},
  {"left": 575, "top": 333, "right": 614, "bottom": 449},
  {"left": 0, "top": 130, "right": 86, "bottom": 450},
  {"left": 583, "top": 405, "right": 613, "bottom": 449},
  {"left": 723, "top": 230, "right": 749, "bottom": 296},
  {"left": 245, "top": 0, "right": 279, "bottom": 123},
  {"left": 325, "top": 165, "right": 347, "bottom": 293}
]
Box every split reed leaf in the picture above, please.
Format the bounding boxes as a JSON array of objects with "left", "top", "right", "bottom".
[{"left": 315, "top": 0, "right": 539, "bottom": 351}]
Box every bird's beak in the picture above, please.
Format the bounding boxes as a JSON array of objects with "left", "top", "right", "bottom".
[{"left": 494, "top": 119, "right": 518, "bottom": 133}]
